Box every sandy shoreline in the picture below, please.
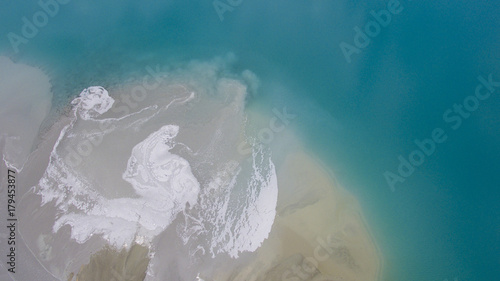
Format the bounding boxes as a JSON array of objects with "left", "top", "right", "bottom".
[
  {"left": 2, "top": 57, "right": 382, "bottom": 281},
  {"left": 208, "top": 150, "right": 382, "bottom": 281}
]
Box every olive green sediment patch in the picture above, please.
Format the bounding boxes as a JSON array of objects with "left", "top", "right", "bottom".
[{"left": 69, "top": 244, "right": 149, "bottom": 281}]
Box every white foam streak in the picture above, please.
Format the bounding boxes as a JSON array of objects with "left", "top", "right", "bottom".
[
  {"left": 215, "top": 148, "right": 278, "bottom": 258},
  {"left": 180, "top": 147, "right": 278, "bottom": 258},
  {"left": 37, "top": 87, "right": 201, "bottom": 248},
  {"left": 35, "top": 65, "right": 278, "bottom": 261},
  {"left": 123, "top": 124, "right": 200, "bottom": 214},
  {"left": 71, "top": 86, "right": 114, "bottom": 120}
]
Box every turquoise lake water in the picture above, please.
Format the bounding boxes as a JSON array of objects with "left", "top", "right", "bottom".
[{"left": 1, "top": 0, "right": 499, "bottom": 280}]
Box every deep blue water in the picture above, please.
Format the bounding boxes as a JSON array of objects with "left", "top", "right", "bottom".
[{"left": 1, "top": 0, "right": 499, "bottom": 280}]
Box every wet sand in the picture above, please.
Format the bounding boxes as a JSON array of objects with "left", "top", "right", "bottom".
[
  {"left": 210, "top": 150, "right": 382, "bottom": 281},
  {"left": 4, "top": 57, "right": 381, "bottom": 281},
  {"left": 66, "top": 149, "right": 382, "bottom": 281},
  {"left": 16, "top": 106, "right": 381, "bottom": 281},
  {"left": 71, "top": 243, "right": 149, "bottom": 281}
]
